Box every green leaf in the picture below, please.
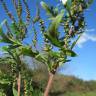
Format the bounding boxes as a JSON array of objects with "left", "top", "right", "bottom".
[
  {"left": 8, "top": 44, "right": 21, "bottom": 49},
  {"left": 40, "top": 1, "right": 53, "bottom": 16},
  {"left": 21, "top": 46, "right": 39, "bottom": 57},
  {"left": 48, "top": 10, "right": 64, "bottom": 37},
  {"left": 13, "top": 88, "right": 18, "bottom": 96},
  {"left": 65, "top": 50, "right": 77, "bottom": 57},
  {"left": 1, "top": 46, "right": 9, "bottom": 52},
  {"left": 35, "top": 54, "right": 47, "bottom": 63},
  {"left": 0, "top": 20, "right": 14, "bottom": 44},
  {"left": 71, "top": 34, "right": 82, "bottom": 49},
  {"left": 44, "top": 11, "right": 64, "bottom": 47},
  {"left": 0, "top": 20, "right": 20, "bottom": 45},
  {"left": 33, "top": 6, "right": 40, "bottom": 23},
  {"left": 59, "top": 59, "right": 71, "bottom": 66},
  {"left": 65, "top": 59, "right": 71, "bottom": 63},
  {"left": 49, "top": 51, "right": 60, "bottom": 58},
  {"left": 44, "top": 33, "right": 63, "bottom": 47},
  {"left": 66, "top": 0, "right": 72, "bottom": 10},
  {"left": 87, "top": 0, "right": 93, "bottom": 7},
  {"left": 10, "top": 22, "right": 19, "bottom": 35}
]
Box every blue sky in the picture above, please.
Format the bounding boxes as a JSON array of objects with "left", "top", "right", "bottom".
[
  {"left": 0, "top": 0, "right": 96, "bottom": 81},
  {"left": 59, "top": 0, "right": 96, "bottom": 81}
]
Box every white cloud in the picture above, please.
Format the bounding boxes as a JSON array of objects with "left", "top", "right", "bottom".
[
  {"left": 85, "top": 8, "right": 91, "bottom": 11},
  {"left": 77, "top": 31, "right": 96, "bottom": 48},
  {"left": 60, "top": 0, "right": 67, "bottom": 5},
  {"left": 85, "top": 28, "right": 95, "bottom": 32}
]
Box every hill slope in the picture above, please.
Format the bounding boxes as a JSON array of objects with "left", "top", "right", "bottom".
[{"left": 32, "top": 69, "right": 96, "bottom": 96}]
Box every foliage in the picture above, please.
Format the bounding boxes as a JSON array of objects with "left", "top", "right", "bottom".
[
  {"left": 0, "top": 0, "right": 93, "bottom": 74},
  {"left": 0, "top": 0, "right": 93, "bottom": 95}
]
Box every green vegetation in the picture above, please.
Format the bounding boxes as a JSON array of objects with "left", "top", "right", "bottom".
[
  {"left": 32, "top": 70, "right": 96, "bottom": 96},
  {"left": 0, "top": 0, "right": 94, "bottom": 96}
]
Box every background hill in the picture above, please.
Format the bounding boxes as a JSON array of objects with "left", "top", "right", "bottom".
[
  {"left": 32, "top": 68, "right": 96, "bottom": 96},
  {"left": 0, "top": 57, "right": 96, "bottom": 96}
]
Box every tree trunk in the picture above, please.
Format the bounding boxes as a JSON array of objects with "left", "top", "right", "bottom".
[
  {"left": 17, "top": 72, "right": 21, "bottom": 96},
  {"left": 44, "top": 72, "right": 54, "bottom": 96}
]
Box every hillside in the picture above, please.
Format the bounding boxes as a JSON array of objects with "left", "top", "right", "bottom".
[{"left": 32, "top": 69, "right": 96, "bottom": 96}]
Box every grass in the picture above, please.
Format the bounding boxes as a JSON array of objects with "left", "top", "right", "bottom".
[
  {"left": 64, "top": 91, "right": 96, "bottom": 96},
  {"left": 1, "top": 68, "right": 96, "bottom": 96},
  {"left": 1, "top": 90, "right": 96, "bottom": 96},
  {"left": 49, "top": 91, "right": 96, "bottom": 96}
]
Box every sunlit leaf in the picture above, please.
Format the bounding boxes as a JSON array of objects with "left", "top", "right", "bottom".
[
  {"left": 48, "top": 10, "right": 64, "bottom": 37},
  {"left": 33, "top": 6, "right": 40, "bottom": 23},
  {"left": 49, "top": 51, "right": 60, "bottom": 58},
  {"left": 35, "top": 54, "right": 47, "bottom": 63},
  {"left": 40, "top": 1, "right": 54, "bottom": 16},
  {"left": 65, "top": 50, "right": 77, "bottom": 57},
  {"left": 13, "top": 88, "right": 18, "bottom": 96},
  {"left": 44, "top": 33, "right": 63, "bottom": 47},
  {"left": 21, "top": 46, "right": 39, "bottom": 57},
  {"left": 66, "top": 0, "right": 72, "bottom": 10},
  {"left": 71, "top": 34, "right": 82, "bottom": 49},
  {"left": 44, "top": 11, "right": 64, "bottom": 47},
  {"left": 0, "top": 20, "right": 14, "bottom": 44}
]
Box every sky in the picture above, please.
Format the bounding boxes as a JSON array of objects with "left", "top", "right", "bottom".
[
  {"left": 59, "top": 0, "right": 96, "bottom": 81},
  {"left": 0, "top": 0, "right": 96, "bottom": 81}
]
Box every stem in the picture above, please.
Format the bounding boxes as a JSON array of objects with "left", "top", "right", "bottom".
[
  {"left": 17, "top": 72, "right": 21, "bottom": 96},
  {"left": 44, "top": 72, "right": 54, "bottom": 96},
  {"left": 24, "top": 79, "right": 27, "bottom": 96}
]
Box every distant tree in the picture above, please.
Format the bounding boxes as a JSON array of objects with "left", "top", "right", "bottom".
[{"left": 0, "top": 0, "right": 93, "bottom": 96}]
